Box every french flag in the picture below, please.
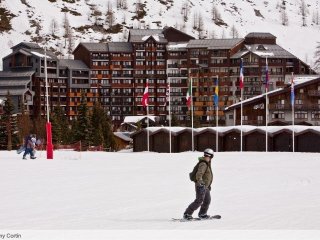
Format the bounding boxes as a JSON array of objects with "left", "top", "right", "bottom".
[{"left": 239, "top": 59, "right": 244, "bottom": 89}]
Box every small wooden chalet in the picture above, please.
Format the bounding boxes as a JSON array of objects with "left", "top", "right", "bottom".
[
  {"left": 224, "top": 77, "right": 320, "bottom": 127},
  {"left": 195, "top": 128, "right": 223, "bottom": 152}
]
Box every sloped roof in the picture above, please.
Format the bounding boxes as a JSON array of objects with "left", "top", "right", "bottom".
[
  {"left": 59, "top": 59, "right": 89, "bottom": 69},
  {"left": 129, "top": 34, "right": 167, "bottom": 43},
  {"left": 0, "top": 79, "right": 31, "bottom": 87},
  {"left": 0, "top": 89, "right": 31, "bottom": 96},
  {"left": 78, "top": 43, "right": 109, "bottom": 52},
  {"left": 225, "top": 76, "right": 320, "bottom": 111},
  {"left": 231, "top": 44, "right": 295, "bottom": 59},
  {"left": 167, "top": 42, "right": 188, "bottom": 51},
  {"left": 11, "top": 42, "right": 41, "bottom": 50},
  {"left": 113, "top": 132, "right": 132, "bottom": 142},
  {"left": 245, "top": 32, "right": 276, "bottom": 39},
  {"left": 108, "top": 42, "right": 133, "bottom": 53},
  {"left": 129, "top": 29, "right": 163, "bottom": 36},
  {"left": 129, "top": 29, "right": 167, "bottom": 43},
  {"left": 123, "top": 116, "right": 156, "bottom": 123},
  {"left": 0, "top": 71, "right": 34, "bottom": 78},
  {"left": 187, "top": 38, "right": 243, "bottom": 49}
]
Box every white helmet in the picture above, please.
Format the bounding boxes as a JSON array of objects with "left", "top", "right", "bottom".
[{"left": 204, "top": 148, "right": 214, "bottom": 158}]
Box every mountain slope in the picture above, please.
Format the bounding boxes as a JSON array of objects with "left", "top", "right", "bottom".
[{"left": 0, "top": 0, "right": 320, "bottom": 70}]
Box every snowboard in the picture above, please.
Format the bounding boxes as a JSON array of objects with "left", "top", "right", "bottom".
[
  {"left": 172, "top": 215, "right": 221, "bottom": 222},
  {"left": 16, "top": 146, "right": 25, "bottom": 154}
]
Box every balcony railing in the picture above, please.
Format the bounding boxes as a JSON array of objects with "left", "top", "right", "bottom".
[{"left": 308, "top": 90, "right": 320, "bottom": 96}]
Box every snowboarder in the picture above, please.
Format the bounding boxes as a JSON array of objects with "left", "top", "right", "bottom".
[
  {"left": 22, "top": 134, "right": 36, "bottom": 160},
  {"left": 183, "top": 148, "right": 214, "bottom": 220}
]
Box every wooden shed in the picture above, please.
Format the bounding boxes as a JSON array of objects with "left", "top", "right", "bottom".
[
  {"left": 243, "top": 129, "right": 270, "bottom": 152},
  {"left": 131, "top": 129, "right": 152, "bottom": 152},
  {"left": 296, "top": 129, "right": 320, "bottom": 152},
  {"left": 150, "top": 128, "right": 178, "bottom": 153},
  {"left": 223, "top": 129, "right": 241, "bottom": 151},
  {"left": 176, "top": 129, "right": 193, "bottom": 152},
  {"left": 195, "top": 128, "right": 222, "bottom": 152},
  {"left": 271, "top": 129, "right": 294, "bottom": 152},
  {"left": 113, "top": 132, "right": 132, "bottom": 151}
]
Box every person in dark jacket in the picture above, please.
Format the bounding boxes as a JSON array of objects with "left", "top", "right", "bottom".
[
  {"left": 183, "top": 148, "right": 214, "bottom": 220},
  {"left": 22, "top": 134, "right": 36, "bottom": 160}
]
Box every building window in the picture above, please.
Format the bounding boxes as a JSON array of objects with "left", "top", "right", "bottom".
[
  {"left": 295, "top": 111, "right": 308, "bottom": 119},
  {"left": 272, "top": 111, "right": 284, "bottom": 119},
  {"left": 311, "top": 111, "right": 320, "bottom": 119}
]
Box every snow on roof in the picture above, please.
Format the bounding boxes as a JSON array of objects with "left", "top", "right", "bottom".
[
  {"left": 226, "top": 76, "right": 320, "bottom": 110},
  {"left": 31, "top": 51, "right": 51, "bottom": 59},
  {"left": 123, "top": 116, "right": 156, "bottom": 123},
  {"left": 225, "top": 88, "right": 282, "bottom": 110},
  {"left": 113, "top": 132, "right": 132, "bottom": 142},
  {"left": 167, "top": 42, "right": 188, "bottom": 50},
  {"left": 140, "top": 126, "right": 320, "bottom": 135},
  {"left": 141, "top": 34, "right": 162, "bottom": 42},
  {"left": 253, "top": 51, "right": 274, "bottom": 57}
]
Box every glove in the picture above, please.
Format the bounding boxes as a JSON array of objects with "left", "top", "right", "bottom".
[{"left": 197, "top": 183, "right": 206, "bottom": 194}]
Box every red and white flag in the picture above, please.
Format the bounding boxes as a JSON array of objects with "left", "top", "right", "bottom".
[
  {"left": 141, "top": 79, "right": 149, "bottom": 107},
  {"left": 163, "top": 83, "right": 170, "bottom": 106},
  {"left": 186, "top": 80, "right": 192, "bottom": 108}
]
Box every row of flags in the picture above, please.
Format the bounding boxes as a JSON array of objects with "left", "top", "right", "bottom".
[
  {"left": 141, "top": 58, "right": 295, "bottom": 109},
  {"left": 140, "top": 58, "right": 296, "bottom": 153}
]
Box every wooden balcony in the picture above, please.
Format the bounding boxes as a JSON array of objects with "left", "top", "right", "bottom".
[{"left": 308, "top": 90, "right": 320, "bottom": 96}]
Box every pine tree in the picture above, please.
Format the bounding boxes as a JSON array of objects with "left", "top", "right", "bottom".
[
  {"left": 3, "top": 92, "right": 15, "bottom": 150},
  {"left": 16, "top": 99, "right": 32, "bottom": 146},
  {"left": 314, "top": 42, "right": 320, "bottom": 73},
  {"left": 89, "top": 102, "right": 115, "bottom": 150},
  {"left": 230, "top": 24, "right": 239, "bottom": 38},
  {"left": 62, "top": 12, "right": 70, "bottom": 48},
  {"left": 74, "top": 92, "right": 91, "bottom": 149},
  {"left": 51, "top": 105, "right": 70, "bottom": 145},
  {"left": 105, "top": 1, "right": 115, "bottom": 30},
  {"left": 300, "top": 0, "right": 309, "bottom": 26},
  {"left": 90, "top": 102, "right": 105, "bottom": 146}
]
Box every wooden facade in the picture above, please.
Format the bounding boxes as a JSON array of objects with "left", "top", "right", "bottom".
[
  {"left": 225, "top": 77, "right": 320, "bottom": 127},
  {"left": 1, "top": 30, "right": 316, "bottom": 128},
  {"left": 195, "top": 129, "right": 222, "bottom": 152},
  {"left": 150, "top": 129, "right": 178, "bottom": 153},
  {"left": 295, "top": 129, "right": 320, "bottom": 153},
  {"left": 271, "top": 129, "right": 293, "bottom": 152},
  {"left": 132, "top": 127, "right": 320, "bottom": 152},
  {"left": 243, "top": 129, "right": 271, "bottom": 152}
]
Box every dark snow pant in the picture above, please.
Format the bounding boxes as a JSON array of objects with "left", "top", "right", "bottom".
[
  {"left": 23, "top": 148, "right": 34, "bottom": 158},
  {"left": 184, "top": 185, "right": 211, "bottom": 216}
]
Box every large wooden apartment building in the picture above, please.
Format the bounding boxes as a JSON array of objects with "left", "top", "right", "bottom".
[{"left": 0, "top": 27, "right": 316, "bottom": 127}]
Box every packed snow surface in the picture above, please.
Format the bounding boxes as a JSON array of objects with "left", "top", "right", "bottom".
[{"left": 0, "top": 150, "right": 320, "bottom": 239}]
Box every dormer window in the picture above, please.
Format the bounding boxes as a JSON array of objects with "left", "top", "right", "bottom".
[{"left": 256, "top": 45, "right": 266, "bottom": 50}]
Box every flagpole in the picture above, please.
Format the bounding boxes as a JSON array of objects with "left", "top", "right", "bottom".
[
  {"left": 142, "top": 79, "right": 149, "bottom": 151},
  {"left": 215, "top": 75, "right": 219, "bottom": 152},
  {"left": 147, "top": 104, "right": 149, "bottom": 152},
  {"left": 45, "top": 48, "right": 53, "bottom": 159},
  {"left": 240, "top": 58, "right": 244, "bottom": 152},
  {"left": 168, "top": 83, "right": 171, "bottom": 153},
  {"left": 265, "top": 89, "right": 268, "bottom": 152},
  {"left": 291, "top": 72, "right": 295, "bottom": 152},
  {"left": 147, "top": 78, "right": 149, "bottom": 152},
  {"left": 265, "top": 57, "right": 268, "bottom": 152},
  {"left": 191, "top": 76, "right": 194, "bottom": 152}
]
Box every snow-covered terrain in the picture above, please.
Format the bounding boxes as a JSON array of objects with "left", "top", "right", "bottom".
[
  {"left": 1, "top": 0, "right": 320, "bottom": 71},
  {"left": 0, "top": 150, "right": 320, "bottom": 239}
]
